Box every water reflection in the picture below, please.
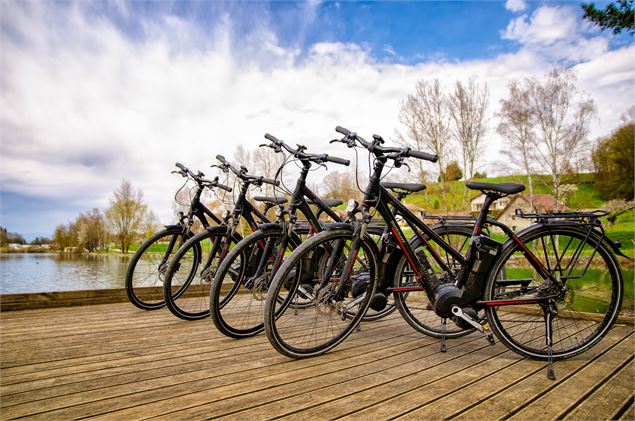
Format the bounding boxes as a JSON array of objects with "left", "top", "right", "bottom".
[{"left": 0, "top": 253, "right": 132, "bottom": 294}]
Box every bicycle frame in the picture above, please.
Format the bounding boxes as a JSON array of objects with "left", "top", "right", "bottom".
[{"left": 353, "top": 156, "right": 561, "bottom": 308}]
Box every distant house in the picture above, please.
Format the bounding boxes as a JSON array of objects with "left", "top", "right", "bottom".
[
  {"left": 470, "top": 194, "right": 511, "bottom": 212},
  {"left": 470, "top": 193, "right": 566, "bottom": 232}
]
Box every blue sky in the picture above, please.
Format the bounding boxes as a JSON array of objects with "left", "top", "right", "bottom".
[{"left": 0, "top": 0, "right": 633, "bottom": 239}]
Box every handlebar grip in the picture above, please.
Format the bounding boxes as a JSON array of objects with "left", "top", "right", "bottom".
[
  {"left": 335, "top": 126, "right": 350, "bottom": 136},
  {"left": 216, "top": 155, "right": 229, "bottom": 165},
  {"left": 326, "top": 155, "right": 350, "bottom": 166},
  {"left": 264, "top": 133, "right": 280, "bottom": 143},
  {"left": 175, "top": 162, "right": 187, "bottom": 172},
  {"left": 407, "top": 149, "right": 438, "bottom": 163},
  {"left": 216, "top": 183, "right": 232, "bottom": 192},
  {"left": 261, "top": 177, "right": 280, "bottom": 187}
]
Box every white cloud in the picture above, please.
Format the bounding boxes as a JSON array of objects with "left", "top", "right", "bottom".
[
  {"left": 1, "top": 2, "right": 632, "bottom": 231},
  {"left": 505, "top": 0, "right": 527, "bottom": 13},
  {"left": 502, "top": 5, "right": 610, "bottom": 62}
]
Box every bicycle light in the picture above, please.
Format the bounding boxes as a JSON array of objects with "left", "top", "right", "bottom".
[{"left": 346, "top": 199, "right": 358, "bottom": 213}]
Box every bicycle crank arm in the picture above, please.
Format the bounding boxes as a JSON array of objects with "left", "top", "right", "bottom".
[
  {"left": 343, "top": 294, "right": 366, "bottom": 311},
  {"left": 450, "top": 306, "right": 485, "bottom": 333},
  {"left": 451, "top": 306, "right": 496, "bottom": 346}
]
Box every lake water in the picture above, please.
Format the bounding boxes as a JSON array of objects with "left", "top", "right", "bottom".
[{"left": 0, "top": 253, "right": 131, "bottom": 294}]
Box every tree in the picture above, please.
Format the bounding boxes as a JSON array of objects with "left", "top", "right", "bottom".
[
  {"left": 0, "top": 227, "right": 26, "bottom": 246},
  {"left": 441, "top": 161, "right": 463, "bottom": 182},
  {"left": 53, "top": 223, "right": 78, "bottom": 251},
  {"left": 593, "top": 123, "right": 635, "bottom": 200},
  {"left": 582, "top": 0, "right": 634, "bottom": 35},
  {"left": 105, "top": 179, "right": 150, "bottom": 254},
  {"left": 528, "top": 68, "right": 595, "bottom": 205},
  {"left": 253, "top": 146, "right": 284, "bottom": 196},
  {"left": 30, "top": 236, "right": 52, "bottom": 246},
  {"left": 399, "top": 79, "right": 453, "bottom": 210},
  {"left": 75, "top": 208, "right": 108, "bottom": 252},
  {"left": 323, "top": 170, "right": 362, "bottom": 202},
  {"left": 497, "top": 79, "right": 538, "bottom": 211},
  {"left": 449, "top": 79, "right": 489, "bottom": 181}
]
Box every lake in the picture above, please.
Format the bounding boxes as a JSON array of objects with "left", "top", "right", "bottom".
[{"left": 0, "top": 253, "right": 132, "bottom": 294}]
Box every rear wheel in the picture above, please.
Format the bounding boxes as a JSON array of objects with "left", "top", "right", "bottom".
[
  {"left": 125, "top": 227, "right": 192, "bottom": 310},
  {"left": 264, "top": 227, "right": 379, "bottom": 358},
  {"left": 484, "top": 225, "right": 623, "bottom": 360},
  {"left": 394, "top": 224, "right": 475, "bottom": 338}
]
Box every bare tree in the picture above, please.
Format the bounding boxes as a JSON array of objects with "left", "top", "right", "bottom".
[
  {"left": 76, "top": 208, "right": 108, "bottom": 252},
  {"left": 232, "top": 144, "right": 253, "bottom": 171},
  {"left": 323, "top": 169, "right": 362, "bottom": 202},
  {"left": 449, "top": 78, "right": 489, "bottom": 180},
  {"left": 527, "top": 68, "right": 595, "bottom": 205},
  {"left": 105, "top": 179, "right": 150, "bottom": 254},
  {"left": 497, "top": 79, "right": 538, "bottom": 211},
  {"left": 253, "top": 146, "right": 284, "bottom": 196},
  {"left": 398, "top": 79, "right": 453, "bottom": 210}
]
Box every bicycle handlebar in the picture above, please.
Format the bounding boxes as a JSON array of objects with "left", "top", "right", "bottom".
[
  {"left": 174, "top": 163, "right": 233, "bottom": 192},
  {"left": 334, "top": 126, "right": 438, "bottom": 163},
  {"left": 263, "top": 134, "right": 349, "bottom": 167}
]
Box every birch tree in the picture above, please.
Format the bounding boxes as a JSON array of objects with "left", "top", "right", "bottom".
[
  {"left": 528, "top": 68, "right": 595, "bottom": 205},
  {"left": 449, "top": 78, "right": 489, "bottom": 181},
  {"left": 497, "top": 80, "right": 538, "bottom": 211},
  {"left": 399, "top": 79, "right": 452, "bottom": 210}
]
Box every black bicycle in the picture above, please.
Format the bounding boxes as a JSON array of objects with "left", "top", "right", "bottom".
[
  {"left": 209, "top": 134, "right": 366, "bottom": 338},
  {"left": 264, "top": 126, "right": 625, "bottom": 380},
  {"left": 161, "top": 155, "right": 282, "bottom": 320},
  {"left": 125, "top": 163, "right": 231, "bottom": 310}
]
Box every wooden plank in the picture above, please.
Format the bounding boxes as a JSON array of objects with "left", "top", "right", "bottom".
[
  {"left": 452, "top": 328, "right": 633, "bottom": 420},
  {"left": 91, "top": 334, "right": 482, "bottom": 421},
  {"left": 0, "top": 300, "right": 633, "bottom": 421},
  {"left": 0, "top": 319, "right": 404, "bottom": 399},
  {"left": 563, "top": 362, "right": 635, "bottom": 420},
  {"left": 509, "top": 337, "right": 634, "bottom": 420},
  {"left": 2, "top": 325, "right": 433, "bottom": 419},
  {"left": 618, "top": 399, "right": 634, "bottom": 421}
]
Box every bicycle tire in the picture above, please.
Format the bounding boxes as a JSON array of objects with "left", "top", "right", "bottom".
[
  {"left": 264, "top": 226, "right": 379, "bottom": 358},
  {"left": 484, "top": 224, "right": 623, "bottom": 360},
  {"left": 209, "top": 226, "right": 302, "bottom": 338},
  {"left": 393, "top": 224, "right": 476, "bottom": 338},
  {"left": 125, "top": 227, "right": 193, "bottom": 310},
  {"left": 163, "top": 226, "right": 237, "bottom": 320}
]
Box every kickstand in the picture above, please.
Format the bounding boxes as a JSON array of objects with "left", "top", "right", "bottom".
[
  {"left": 545, "top": 302, "right": 556, "bottom": 380},
  {"left": 440, "top": 317, "right": 447, "bottom": 353}
]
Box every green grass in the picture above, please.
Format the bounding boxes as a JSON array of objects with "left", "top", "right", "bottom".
[{"left": 405, "top": 173, "right": 607, "bottom": 212}]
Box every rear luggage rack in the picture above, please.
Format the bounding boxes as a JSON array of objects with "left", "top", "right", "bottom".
[
  {"left": 419, "top": 211, "right": 477, "bottom": 222},
  {"left": 515, "top": 209, "right": 608, "bottom": 222}
]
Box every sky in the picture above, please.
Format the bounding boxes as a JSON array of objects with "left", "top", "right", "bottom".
[{"left": 1, "top": 0, "right": 633, "bottom": 240}]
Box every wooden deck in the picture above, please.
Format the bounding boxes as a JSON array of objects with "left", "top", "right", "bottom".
[{"left": 1, "top": 301, "right": 633, "bottom": 420}]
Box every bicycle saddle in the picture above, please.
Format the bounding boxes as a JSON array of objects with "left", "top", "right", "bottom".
[
  {"left": 306, "top": 198, "right": 343, "bottom": 208},
  {"left": 465, "top": 182, "right": 525, "bottom": 195},
  {"left": 253, "top": 196, "right": 288, "bottom": 205},
  {"left": 381, "top": 182, "right": 427, "bottom": 193}
]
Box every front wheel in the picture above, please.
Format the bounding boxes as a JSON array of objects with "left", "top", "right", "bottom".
[
  {"left": 484, "top": 225, "right": 623, "bottom": 360},
  {"left": 125, "top": 227, "right": 191, "bottom": 310},
  {"left": 163, "top": 227, "right": 237, "bottom": 320},
  {"left": 264, "top": 227, "right": 379, "bottom": 358},
  {"left": 210, "top": 227, "right": 301, "bottom": 338}
]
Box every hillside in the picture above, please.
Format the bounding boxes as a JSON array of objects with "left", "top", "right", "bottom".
[{"left": 404, "top": 173, "right": 605, "bottom": 212}]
